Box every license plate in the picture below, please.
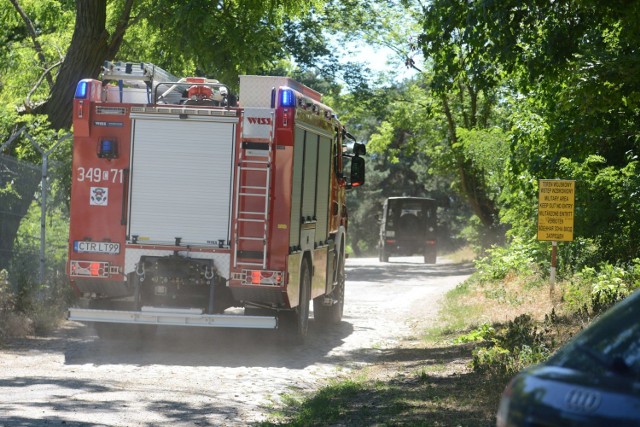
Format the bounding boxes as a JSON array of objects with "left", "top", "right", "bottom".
[{"left": 74, "top": 241, "right": 120, "bottom": 254}]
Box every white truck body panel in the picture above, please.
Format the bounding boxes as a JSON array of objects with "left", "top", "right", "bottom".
[
  {"left": 239, "top": 75, "right": 322, "bottom": 108},
  {"left": 241, "top": 107, "right": 275, "bottom": 142},
  {"left": 128, "top": 116, "right": 237, "bottom": 246}
]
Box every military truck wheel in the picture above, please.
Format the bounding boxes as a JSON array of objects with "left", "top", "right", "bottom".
[
  {"left": 379, "top": 245, "right": 389, "bottom": 262},
  {"left": 424, "top": 247, "right": 437, "bottom": 264}
]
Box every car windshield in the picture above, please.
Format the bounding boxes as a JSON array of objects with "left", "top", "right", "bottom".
[
  {"left": 385, "top": 199, "right": 436, "bottom": 231},
  {"left": 548, "top": 290, "right": 640, "bottom": 378}
]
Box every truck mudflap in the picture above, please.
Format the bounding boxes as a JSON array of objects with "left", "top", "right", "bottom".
[{"left": 68, "top": 306, "right": 277, "bottom": 329}]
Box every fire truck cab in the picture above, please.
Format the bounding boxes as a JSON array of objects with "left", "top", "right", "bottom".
[{"left": 67, "top": 61, "right": 365, "bottom": 342}]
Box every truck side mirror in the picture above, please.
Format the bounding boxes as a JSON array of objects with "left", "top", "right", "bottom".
[
  {"left": 350, "top": 156, "right": 365, "bottom": 187},
  {"left": 353, "top": 142, "right": 366, "bottom": 156}
]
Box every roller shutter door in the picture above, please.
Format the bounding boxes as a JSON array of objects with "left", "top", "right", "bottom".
[{"left": 128, "top": 118, "right": 236, "bottom": 246}]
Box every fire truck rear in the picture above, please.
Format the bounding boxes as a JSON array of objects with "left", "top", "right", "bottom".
[{"left": 67, "top": 62, "right": 365, "bottom": 341}]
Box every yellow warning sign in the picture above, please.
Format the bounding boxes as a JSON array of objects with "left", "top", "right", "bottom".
[{"left": 537, "top": 180, "right": 575, "bottom": 242}]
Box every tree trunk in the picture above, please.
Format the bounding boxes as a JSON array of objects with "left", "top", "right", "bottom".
[
  {"left": 38, "top": 0, "right": 110, "bottom": 130},
  {"left": 458, "top": 160, "right": 498, "bottom": 228},
  {"left": 2, "top": 1, "right": 136, "bottom": 274},
  {"left": 440, "top": 94, "right": 500, "bottom": 234},
  {"left": 0, "top": 156, "right": 41, "bottom": 272}
]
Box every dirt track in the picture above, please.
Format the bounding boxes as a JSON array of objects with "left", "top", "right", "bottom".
[{"left": 0, "top": 257, "right": 473, "bottom": 426}]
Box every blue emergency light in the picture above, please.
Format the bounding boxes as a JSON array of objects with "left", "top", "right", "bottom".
[
  {"left": 75, "top": 80, "right": 89, "bottom": 99},
  {"left": 280, "top": 88, "right": 295, "bottom": 107}
]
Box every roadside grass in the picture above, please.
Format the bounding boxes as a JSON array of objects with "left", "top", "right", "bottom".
[
  {"left": 260, "top": 353, "right": 503, "bottom": 426},
  {"left": 444, "top": 246, "right": 476, "bottom": 264},
  {"left": 259, "top": 265, "right": 584, "bottom": 427}
]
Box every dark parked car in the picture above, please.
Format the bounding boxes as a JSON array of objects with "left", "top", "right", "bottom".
[
  {"left": 378, "top": 197, "right": 438, "bottom": 264},
  {"left": 497, "top": 289, "right": 640, "bottom": 426}
]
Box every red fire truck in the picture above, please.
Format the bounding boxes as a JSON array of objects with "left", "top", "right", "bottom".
[{"left": 67, "top": 61, "right": 365, "bottom": 342}]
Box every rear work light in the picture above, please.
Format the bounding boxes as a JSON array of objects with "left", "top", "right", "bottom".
[
  {"left": 242, "top": 269, "right": 284, "bottom": 286},
  {"left": 280, "top": 88, "right": 295, "bottom": 107},
  {"left": 98, "top": 138, "right": 118, "bottom": 159}
]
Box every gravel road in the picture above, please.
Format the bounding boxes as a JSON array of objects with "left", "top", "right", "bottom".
[{"left": 0, "top": 257, "right": 473, "bottom": 426}]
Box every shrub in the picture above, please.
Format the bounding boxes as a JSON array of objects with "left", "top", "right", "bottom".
[
  {"left": 463, "top": 314, "right": 550, "bottom": 377},
  {"left": 0, "top": 269, "right": 14, "bottom": 313},
  {"left": 565, "top": 259, "right": 640, "bottom": 316},
  {"left": 474, "top": 238, "right": 538, "bottom": 281},
  {"left": 0, "top": 269, "right": 34, "bottom": 341}
]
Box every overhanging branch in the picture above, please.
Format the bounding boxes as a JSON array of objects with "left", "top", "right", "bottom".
[
  {"left": 24, "top": 61, "right": 63, "bottom": 112},
  {"left": 8, "top": 0, "right": 55, "bottom": 89}
]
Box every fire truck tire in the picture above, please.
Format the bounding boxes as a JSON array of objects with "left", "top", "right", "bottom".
[
  {"left": 278, "top": 257, "right": 311, "bottom": 343},
  {"left": 314, "top": 250, "right": 345, "bottom": 324}
]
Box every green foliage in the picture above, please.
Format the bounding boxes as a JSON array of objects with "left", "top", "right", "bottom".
[
  {"left": 453, "top": 322, "right": 495, "bottom": 344},
  {"left": 263, "top": 379, "right": 366, "bottom": 426},
  {"left": 457, "top": 127, "right": 508, "bottom": 184},
  {"left": 473, "top": 238, "right": 538, "bottom": 281},
  {"left": 339, "top": 78, "right": 468, "bottom": 255},
  {"left": 0, "top": 269, "right": 26, "bottom": 342},
  {"left": 470, "top": 314, "right": 550, "bottom": 377},
  {"left": 0, "top": 1, "right": 74, "bottom": 107},
  {"left": 465, "top": 259, "right": 640, "bottom": 378},
  {"left": 2, "top": 186, "right": 72, "bottom": 338},
  {"left": 564, "top": 259, "right": 640, "bottom": 316},
  {"left": 0, "top": 269, "right": 15, "bottom": 317},
  {"left": 557, "top": 157, "right": 640, "bottom": 262},
  {"left": 416, "top": 0, "right": 640, "bottom": 265}
]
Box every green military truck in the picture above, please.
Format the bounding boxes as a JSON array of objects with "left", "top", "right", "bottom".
[{"left": 378, "top": 197, "right": 438, "bottom": 264}]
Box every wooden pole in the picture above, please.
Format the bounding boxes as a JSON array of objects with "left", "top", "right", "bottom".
[{"left": 550, "top": 241, "right": 557, "bottom": 292}]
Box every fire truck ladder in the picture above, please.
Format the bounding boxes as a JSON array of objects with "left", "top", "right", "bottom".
[{"left": 233, "top": 121, "right": 274, "bottom": 269}]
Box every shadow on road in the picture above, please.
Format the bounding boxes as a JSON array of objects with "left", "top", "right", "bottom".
[
  {"left": 62, "top": 318, "right": 356, "bottom": 368},
  {"left": 3, "top": 259, "right": 472, "bottom": 371},
  {"left": 0, "top": 375, "right": 251, "bottom": 426},
  {"left": 346, "top": 260, "right": 475, "bottom": 284}
]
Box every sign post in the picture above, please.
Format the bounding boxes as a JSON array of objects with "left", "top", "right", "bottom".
[{"left": 537, "top": 179, "right": 575, "bottom": 289}]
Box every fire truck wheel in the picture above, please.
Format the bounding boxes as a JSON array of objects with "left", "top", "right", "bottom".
[
  {"left": 278, "top": 257, "right": 311, "bottom": 343},
  {"left": 314, "top": 250, "right": 345, "bottom": 324}
]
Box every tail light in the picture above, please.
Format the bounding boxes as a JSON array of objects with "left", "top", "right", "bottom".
[
  {"left": 242, "top": 270, "right": 284, "bottom": 286},
  {"left": 70, "top": 260, "right": 112, "bottom": 278}
]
